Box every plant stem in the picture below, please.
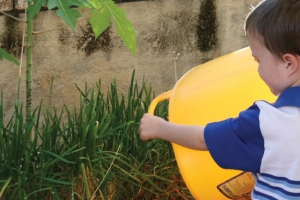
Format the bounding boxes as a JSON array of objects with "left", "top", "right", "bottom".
[
  {"left": 91, "top": 145, "right": 121, "bottom": 200},
  {"left": 0, "top": 11, "right": 27, "bottom": 22},
  {"left": 26, "top": 15, "right": 33, "bottom": 133},
  {"left": 81, "top": 163, "right": 91, "bottom": 200},
  {"left": 18, "top": 11, "right": 27, "bottom": 101},
  {"left": 173, "top": 59, "right": 177, "bottom": 82},
  {"left": 172, "top": 52, "right": 180, "bottom": 83},
  {"left": 0, "top": 177, "right": 12, "bottom": 198},
  {"left": 33, "top": 5, "right": 105, "bottom": 35}
]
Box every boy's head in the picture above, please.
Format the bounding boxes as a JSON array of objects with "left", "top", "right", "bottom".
[
  {"left": 245, "top": 0, "right": 300, "bottom": 96},
  {"left": 245, "top": 0, "right": 300, "bottom": 59}
]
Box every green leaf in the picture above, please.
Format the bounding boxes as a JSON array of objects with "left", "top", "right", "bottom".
[
  {"left": 0, "top": 177, "right": 11, "bottom": 198},
  {"left": 89, "top": 6, "right": 111, "bottom": 38},
  {"left": 71, "top": 0, "right": 92, "bottom": 7},
  {"left": 0, "top": 48, "right": 19, "bottom": 65},
  {"left": 48, "top": 0, "right": 82, "bottom": 30},
  {"left": 89, "top": 0, "right": 113, "bottom": 7},
  {"left": 110, "top": 5, "right": 136, "bottom": 55},
  {"left": 89, "top": 0, "right": 136, "bottom": 55},
  {"left": 37, "top": 176, "right": 74, "bottom": 185},
  {"left": 78, "top": 0, "right": 95, "bottom": 9},
  {"left": 27, "top": 0, "right": 47, "bottom": 20},
  {"left": 43, "top": 150, "right": 76, "bottom": 164}
]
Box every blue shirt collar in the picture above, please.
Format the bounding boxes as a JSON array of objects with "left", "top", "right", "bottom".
[{"left": 273, "top": 86, "right": 300, "bottom": 108}]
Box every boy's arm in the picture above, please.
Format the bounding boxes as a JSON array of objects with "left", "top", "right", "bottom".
[{"left": 138, "top": 113, "right": 208, "bottom": 151}]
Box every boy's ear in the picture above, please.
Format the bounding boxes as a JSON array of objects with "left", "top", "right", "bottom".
[{"left": 282, "top": 53, "right": 300, "bottom": 76}]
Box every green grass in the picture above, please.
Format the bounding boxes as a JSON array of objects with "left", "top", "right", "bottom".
[{"left": 0, "top": 70, "right": 193, "bottom": 199}]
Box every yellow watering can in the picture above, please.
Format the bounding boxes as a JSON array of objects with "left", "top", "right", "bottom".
[{"left": 148, "top": 47, "right": 276, "bottom": 199}]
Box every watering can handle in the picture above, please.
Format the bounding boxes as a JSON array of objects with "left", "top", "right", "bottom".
[{"left": 148, "top": 90, "right": 172, "bottom": 115}]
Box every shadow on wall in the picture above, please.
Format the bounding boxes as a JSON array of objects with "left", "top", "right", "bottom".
[
  {"left": 59, "top": 23, "right": 112, "bottom": 57},
  {"left": 197, "top": 0, "right": 217, "bottom": 52},
  {"left": 0, "top": 12, "right": 23, "bottom": 59}
]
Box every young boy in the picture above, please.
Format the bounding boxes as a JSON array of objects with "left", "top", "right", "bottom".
[{"left": 139, "top": 0, "right": 300, "bottom": 199}]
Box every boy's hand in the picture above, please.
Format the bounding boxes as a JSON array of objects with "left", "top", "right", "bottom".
[{"left": 138, "top": 113, "right": 165, "bottom": 140}]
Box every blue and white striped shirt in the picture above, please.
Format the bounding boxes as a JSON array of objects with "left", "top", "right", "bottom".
[{"left": 205, "top": 86, "right": 300, "bottom": 199}]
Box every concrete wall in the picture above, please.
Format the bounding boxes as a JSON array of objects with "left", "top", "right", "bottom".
[{"left": 0, "top": 0, "right": 261, "bottom": 120}]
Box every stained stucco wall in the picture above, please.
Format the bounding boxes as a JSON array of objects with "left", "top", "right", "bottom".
[{"left": 0, "top": 0, "right": 261, "bottom": 120}]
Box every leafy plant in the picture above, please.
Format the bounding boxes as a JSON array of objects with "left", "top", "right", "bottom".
[
  {"left": 0, "top": 48, "right": 19, "bottom": 65},
  {"left": 0, "top": 71, "right": 193, "bottom": 199},
  {"left": 0, "top": 0, "right": 136, "bottom": 124},
  {"left": 0, "top": 2, "right": 193, "bottom": 198}
]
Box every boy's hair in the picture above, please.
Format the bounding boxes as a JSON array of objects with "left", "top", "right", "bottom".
[{"left": 245, "top": 0, "right": 300, "bottom": 58}]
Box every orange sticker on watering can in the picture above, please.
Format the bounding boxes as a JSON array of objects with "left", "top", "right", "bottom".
[{"left": 217, "top": 171, "right": 256, "bottom": 200}]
